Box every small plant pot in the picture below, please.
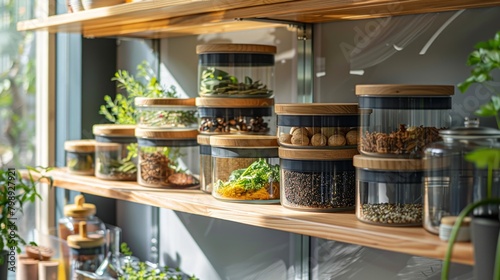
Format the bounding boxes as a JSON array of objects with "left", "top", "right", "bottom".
[{"left": 471, "top": 216, "right": 500, "bottom": 280}]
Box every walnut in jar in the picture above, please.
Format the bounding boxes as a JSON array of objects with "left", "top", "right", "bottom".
[
  {"left": 321, "top": 127, "right": 339, "bottom": 138},
  {"left": 305, "top": 127, "right": 321, "bottom": 137},
  {"left": 279, "top": 133, "right": 292, "bottom": 144},
  {"left": 328, "top": 134, "right": 346, "bottom": 146},
  {"left": 346, "top": 130, "right": 358, "bottom": 145},
  {"left": 291, "top": 133, "right": 310, "bottom": 145},
  {"left": 291, "top": 127, "right": 309, "bottom": 137},
  {"left": 311, "top": 133, "right": 327, "bottom": 146}
]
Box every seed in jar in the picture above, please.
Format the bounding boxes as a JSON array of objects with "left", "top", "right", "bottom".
[
  {"left": 291, "top": 133, "right": 310, "bottom": 145},
  {"left": 346, "top": 130, "right": 358, "bottom": 145},
  {"left": 279, "top": 133, "right": 293, "bottom": 144},
  {"left": 305, "top": 127, "right": 320, "bottom": 137},
  {"left": 311, "top": 133, "right": 327, "bottom": 146},
  {"left": 328, "top": 134, "right": 346, "bottom": 146}
]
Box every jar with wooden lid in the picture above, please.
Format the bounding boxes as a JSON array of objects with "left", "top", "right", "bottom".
[
  {"left": 279, "top": 147, "right": 358, "bottom": 212},
  {"left": 197, "top": 44, "right": 276, "bottom": 98},
  {"left": 67, "top": 221, "right": 105, "bottom": 278},
  {"left": 275, "top": 103, "right": 359, "bottom": 148},
  {"left": 64, "top": 139, "right": 95, "bottom": 175},
  {"left": 211, "top": 135, "right": 280, "bottom": 203},
  {"left": 354, "top": 155, "right": 424, "bottom": 226},
  {"left": 197, "top": 134, "right": 212, "bottom": 193},
  {"left": 196, "top": 97, "right": 274, "bottom": 134},
  {"left": 135, "top": 97, "right": 198, "bottom": 130},
  {"left": 58, "top": 194, "right": 106, "bottom": 241},
  {"left": 136, "top": 128, "right": 200, "bottom": 188},
  {"left": 356, "top": 84, "right": 453, "bottom": 158},
  {"left": 93, "top": 124, "right": 137, "bottom": 181}
]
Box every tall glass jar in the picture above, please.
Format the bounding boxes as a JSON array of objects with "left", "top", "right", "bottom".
[
  {"left": 211, "top": 135, "right": 280, "bottom": 203},
  {"left": 67, "top": 222, "right": 105, "bottom": 279},
  {"left": 135, "top": 97, "right": 198, "bottom": 130},
  {"left": 197, "top": 44, "right": 276, "bottom": 98},
  {"left": 58, "top": 194, "right": 106, "bottom": 241},
  {"left": 356, "top": 84, "right": 453, "bottom": 158},
  {"left": 64, "top": 139, "right": 95, "bottom": 175},
  {"left": 197, "top": 134, "right": 212, "bottom": 193},
  {"left": 136, "top": 128, "right": 200, "bottom": 188}
]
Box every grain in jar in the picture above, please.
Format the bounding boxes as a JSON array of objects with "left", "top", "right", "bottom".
[
  {"left": 64, "top": 139, "right": 95, "bottom": 175},
  {"left": 135, "top": 97, "right": 198, "bottom": 130},
  {"left": 197, "top": 134, "right": 212, "bottom": 193}
]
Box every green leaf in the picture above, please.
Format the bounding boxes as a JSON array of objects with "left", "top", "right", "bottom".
[
  {"left": 475, "top": 102, "right": 498, "bottom": 116},
  {"left": 465, "top": 147, "right": 500, "bottom": 169}
]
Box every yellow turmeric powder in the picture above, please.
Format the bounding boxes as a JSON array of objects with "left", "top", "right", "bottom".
[{"left": 215, "top": 182, "right": 280, "bottom": 200}]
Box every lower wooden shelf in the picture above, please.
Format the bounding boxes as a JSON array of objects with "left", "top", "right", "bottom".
[{"left": 28, "top": 168, "right": 473, "bottom": 265}]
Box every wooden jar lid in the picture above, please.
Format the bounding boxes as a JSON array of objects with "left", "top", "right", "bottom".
[
  {"left": 355, "top": 84, "right": 454, "bottom": 96},
  {"left": 195, "top": 97, "right": 274, "bottom": 108},
  {"left": 279, "top": 147, "right": 358, "bottom": 160},
  {"left": 67, "top": 222, "right": 105, "bottom": 249},
  {"left": 197, "top": 134, "right": 211, "bottom": 145},
  {"left": 93, "top": 124, "right": 136, "bottom": 137},
  {"left": 134, "top": 97, "right": 196, "bottom": 107},
  {"left": 353, "top": 154, "right": 424, "bottom": 170},
  {"left": 64, "top": 139, "right": 96, "bottom": 153},
  {"left": 135, "top": 128, "right": 198, "bottom": 139},
  {"left": 196, "top": 44, "right": 276, "bottom": 55},
  {"left": 210, "top": 135, "right": 278, "bottom": 148},
  {"left": 64, "top": 194, "right": 96, "bottom": 218},
  {"left": 275, "top": 103, "right": 358, "bottom": 115},
  {"left": 441, "top": 216, "right": 471, "bottom": 226}
]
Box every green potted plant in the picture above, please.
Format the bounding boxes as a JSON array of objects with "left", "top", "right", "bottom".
[{"left": 0, "top": 166, "right": 53, "bottom": 279}]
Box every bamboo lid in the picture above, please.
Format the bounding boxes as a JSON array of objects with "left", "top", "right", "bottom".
[
  {"left": 353, "top": 155, "right": 424, "bottom": 170},
  {"left": 195, "top": 97, "right": 274, "bottom": 108},
  {"left": 197, "top": 134, "right": 211, "bottom": 145},
  {"left": 93, "top": 124, "right": 136, "bottom": 137},
  {"left": 196, "top": 44, "right": 276, "bottom": 55},
  {"left": 67, "top": 222, "right": 105, "bottom": 249},
  {"left": 134, "top": 97, "right": 196, "bottom": 107},
  {"left": 135, "top": 128, "right": 198, "bottom": 139},
  {"left": 95, "top": 142, "right": 121, "bottom": 151},
  {"left": 355, "top": 84, "right": 454, "bottom": 97},
  {"left": 275, "top": 103, "right": 359, "bottom": 115},
  {"left": 279, "top": 147, "right": 358, "bottom": 160},
  {"left": 441, "top": 216, "right": 471, "bottom": 226},
  {"left": 64, "top": 139, "right": 96, "bottom": 153},
  {"left": 210, "top": 135, "right": 278, "bottom": 148},
  {"left": 63, "top": 195, "right": 96, "bottom": 218}
]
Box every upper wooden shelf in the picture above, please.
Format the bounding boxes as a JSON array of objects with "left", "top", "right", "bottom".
[
  {"left": 27, "top": 168, "right": 473, "bottom": 266},
  {"left": 17, "top": 0, "right": 500, "bottom": 38}
]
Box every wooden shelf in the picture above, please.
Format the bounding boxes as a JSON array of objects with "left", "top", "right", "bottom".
[
  {"left": 17, "top": 0, "right": 500, "bottom": 38},
  {"left": 28, "top": 168, "right": 473, "bottom": 265}
]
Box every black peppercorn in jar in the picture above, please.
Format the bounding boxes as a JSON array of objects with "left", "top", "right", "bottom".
[
  {"left": 64, "top": 139, "right": 96, "bottom": 175},
  {"left": 135, "top": 128, "right": 200, "bottom": 189},
  {"left": 279, "top": 147, "right": 358, "bottom": 212}
]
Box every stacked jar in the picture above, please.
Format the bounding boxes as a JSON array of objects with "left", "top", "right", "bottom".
[
  {"left": 275, "top": 103, "right": 360, "bottom": 212},
  {"left": 355, "top": 84, "right": 454, "bottom": 226}
]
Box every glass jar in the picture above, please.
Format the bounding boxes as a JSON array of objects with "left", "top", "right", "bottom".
[
  {"left": 356, "top": 84, "right": 453, "bottom": 158},
  {"left": 211, "top": 135, "right": 280, "bottom": 203},
  {"left": 64, "top": 139, "right": 95, "bottom": 175},
  {"left": 136, "top": 128, "right": 200, "bottom": 188},
  {"left": 279, "top": 147, "right": 358, "bottom": 212},
  {"left": 354, "top": 155, "right": 424, "bottom": 226},
  {"left": 58, "top": 195, "right": 106, "bottom": 241},
  {"left": 67, "top": 221, "right": 105, "bottom": 278},
  {"left": 197, "top": 134, "right": 212, "bottom": 194},
  {"left": 423, "top": 120, "right": 500, "bottom": 234},
  {"left": 196, "top": 97, "right": 274, "bottom": 134},
  {"left": 93, "top": 124, "right": 137, "bottom": 181},
  {"left": 275, "top": 103, "right": 359, "bottom": 148},
  {"left": 196, "top": 44, "right": 276, "bottom": 98},
  {"left": 135, "top": 97, "right": 198, "bottom": 130}
]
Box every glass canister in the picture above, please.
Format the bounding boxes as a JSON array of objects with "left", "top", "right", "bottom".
[
  {"left": 423, "top": 120, "right": 500, "bottom": 234},
  {"left": 93, "top": 124, "right": 137, "bottom": 181},
  {"left": 196, "top": 44, "right": 276, "bottom": 98},
  {"left": 67, "top": 221, "right": 105, "bottom": 278},
  {"left": 58, "top": 194, "right": 106, "bottom": 241},
  {"left": 197, "top": 134, "right": 212, "bottom": 194},
  {"left": 196, "top": 97, "right": 274, "bottom": 134},
  {"left": 356, "top": 84, "right": 453, "bottom": 158},
  {"left": 211, "top": 135, "right": 280, "bottom": 203},
  {"left": 354, "top": 155, "right": 424, "bottom": 226},
  {"left": 136, "top": 128, "right": 200, "bottom": 188},
  {"left": 275, "top": 103, "right": 359, "bottom": 148},
  {"left": 135, "top": 97, "right": 198, "bottom": 130},
  {"left": 64, "top": 139, "right": 95, "bottom": 175},
  {"left": 279, "top": 147, "right": 358, "bottom": 211}
]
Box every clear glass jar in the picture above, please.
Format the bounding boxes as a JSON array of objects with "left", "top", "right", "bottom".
[
  {"left": 279, "top": 147, "right": 358, "bottom": 212},
  {"left": 423, "top": 120, "right": 500, "bottom": 234},
  {"left": 196, "top": 97, "right": 274, "bottom": 134},
  {"left": 196, "top": 44, "right": 276, "bottom": 98},
  {"left": 136, "top": 128, "right": 200, "bottom": 188},
  {"left": 135, "top": 97, "right": 198, "bottom": 130},
  {"left": 67, "top": 221, "right": 105, "bottom": 279},
  {"left": 197, "top": 134, "right": 212, "bottom": 194},
  {"left": 58, "top": 195, "right": 106, "bottom": 241},
  {"left": 211, "top": 135, "right": 279, "bottom": 203},
  {"left": 356, "top": 84, "right": 453, "bottom": 158},
  {"left": 354, "top": 155, "right": 424, "bottom": 226},
  {"left": 64, "top": 139, "right": 95, "bottom": 175},
  {"left": 275, "top": 103, "right": 359, "bottom": 148},
  {"left": 93, "top": 124, "right": 137, "bottom": 181}
]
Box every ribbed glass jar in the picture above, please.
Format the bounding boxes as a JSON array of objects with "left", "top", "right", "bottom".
[
  {"left": 135, "top": 97, "right": 198, "bottom": 130},
  {"left": 64, "top": 139, "right": 96, "bottom": 175}
]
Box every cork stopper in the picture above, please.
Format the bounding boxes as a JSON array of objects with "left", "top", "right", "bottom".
[
  {"left": 63, "top": 195, "right": 96, "bottom": 218},
  {"left": 67, "top": 222, "right": 105, "bottom": 249}
]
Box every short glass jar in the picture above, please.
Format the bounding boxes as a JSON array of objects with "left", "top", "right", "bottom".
[
  {"left": 93, "top": 124, "right": 137, "bottom": 181},
  {"left": 275, "top": 103, "right": 359, "bottom": 148},
  {"left": 196, "top": 44, "right": 276, "bottom": 98},
  {"left": 67, "top": 221, "right": 105, "bottom": 279},
  {"left": 136, "top": 128, "right": 200, "bottom": 188},
  {"left": 356, "top": 84, "right": 453, "bottom": 158},
  {"left": 58, "top": 195, "right": 106, "bottom": 241},
  {"left": 211, "top": 135, "right": 280, "bottom": 203},
  {"left": 279, "top": 147, "right": 358, "bottom": 212},
  {"left": 135, "top": 97, "right": 198, "bottom": 130},
  {"left": 197, "top": 134, "right": 212, "bottom": 193},
  {"left": 64, "top": 139, "right": 95, "bottom": 175},
  {"left": 354, "top": 155, "right": 424, "bottom": 226},
  {"left": 196, "top": 97, "right": 274, "bottom": 134}
]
